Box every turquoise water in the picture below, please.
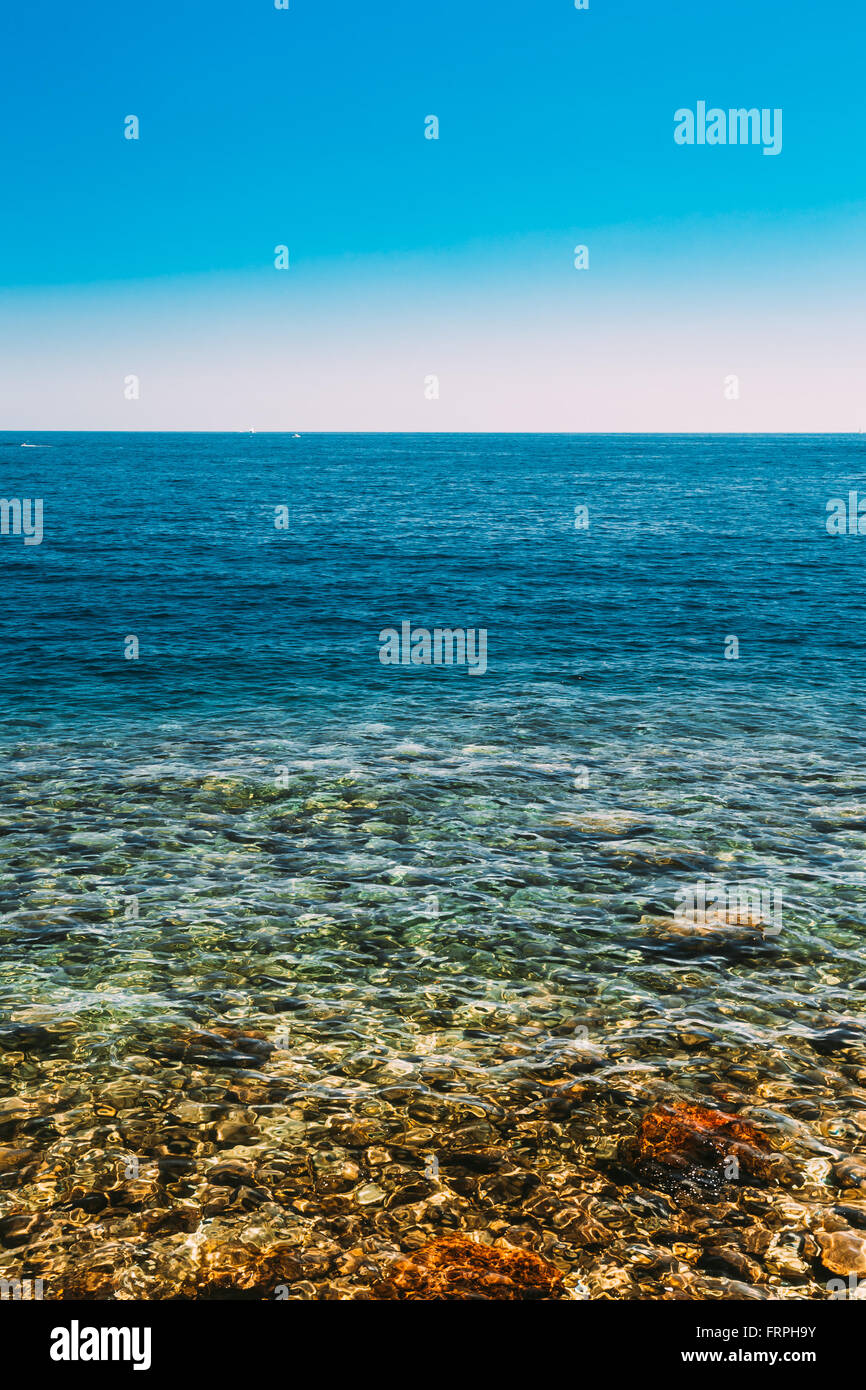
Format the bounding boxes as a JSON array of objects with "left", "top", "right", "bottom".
[{"left": 1, "top": 433, "right": 865, "bottom": 1299}]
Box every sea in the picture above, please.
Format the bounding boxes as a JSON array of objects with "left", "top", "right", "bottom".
[{"left": 1, "top": 432, "right": 864, "bottom": 1300}]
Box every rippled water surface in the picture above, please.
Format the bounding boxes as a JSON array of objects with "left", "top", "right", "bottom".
[{"left": 1, "top": 433, "right": 865, "bottom": 1299}]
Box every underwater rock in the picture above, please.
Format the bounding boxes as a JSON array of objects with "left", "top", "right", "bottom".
[
  {"left": 0, "top": 1024, "right": 62, "bottom": 1055},
  {"left": 0, "top": 1145, "right": 35, "bottom": 1174},
  {"left": 356, "top": 1183, "right": 386, "bottom": 1206},
  {"left": 372, "top": 1233, "right": 566, "bottom": 1300},
  {"left": 833, "top": 1157, "right": 866, "bottom": 1188},
  {"left": 809, "top": 1024, "right": 864, "bottom": 1056},
  {"left": 0, "top": 1212, "right": 43, "bottom": 1247},
  {"left": 551, "top": 1205, "right": 612, "bottom": 1246},
  {"left": 215, "top": 1118, "right": 260, "bottom": 1145},
  {"left": 635, "top": 1101, "right": 774, "bottom": 1183},
  {"left": 817, "top": 1229, "right": 866, "bottom": 1277},
  {"left": 699, "top": 1244, "right": 763, "bottom": 1284},
  {"left": 834, "top": 1202, "right": 866, "bottom": 1230},
  {"left": 177, "top": 1238, "right": 304, "bottom": 1298},
  {"left": 763, "top": 1245, "right": 810, "bottom": 1281},
  {"left": 205, "top": 1161, "right": 256, "bottom": 1189},
  {"left": 150, "top": 1027, "right": 275, "bottom": 1069},
  {"left": 0, "top": 1097, "right": 39, "bottom": 1125}
]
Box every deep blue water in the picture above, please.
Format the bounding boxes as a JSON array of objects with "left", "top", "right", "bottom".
[{"left": 3, "top": 432, "right": 866, "bottom": 735}]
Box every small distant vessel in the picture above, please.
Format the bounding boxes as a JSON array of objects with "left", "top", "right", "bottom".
[{"left": 293, "top": 433, "right": 301, "bottom": 438}]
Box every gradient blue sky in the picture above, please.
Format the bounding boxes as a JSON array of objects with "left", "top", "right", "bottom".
[{"left": 2, "top": 0, "right": 864, "bottom": 429}]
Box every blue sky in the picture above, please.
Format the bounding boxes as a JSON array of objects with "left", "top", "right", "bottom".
[{"left": 1, "top": 0, "right": 864, "bottom": 429}]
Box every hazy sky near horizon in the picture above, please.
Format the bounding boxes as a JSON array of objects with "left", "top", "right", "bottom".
[{"left": 2, "top": 0, "right": 864, "bottom": 431}]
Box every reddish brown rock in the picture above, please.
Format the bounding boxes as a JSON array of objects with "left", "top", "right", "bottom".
[
  {"left": 637, "top": 1101, "right": 772, "bottom": 1179},
  {"left": 372, "top": 1234, "right": 566, "bottom": 1300}
]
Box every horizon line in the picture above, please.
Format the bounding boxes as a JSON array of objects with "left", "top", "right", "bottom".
[{"left": 2, "top": 429, "right": 864, "bottom": 439}]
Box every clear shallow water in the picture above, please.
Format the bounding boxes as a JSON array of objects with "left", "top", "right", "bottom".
[{"left": 1, "top": 433, "right": 865, "bottom": 1300}]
